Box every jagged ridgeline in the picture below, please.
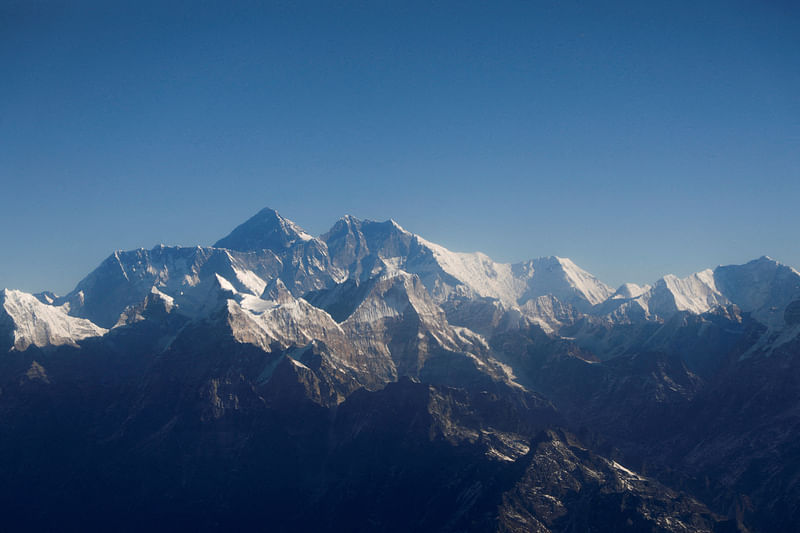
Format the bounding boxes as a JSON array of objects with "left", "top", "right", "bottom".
[{"left": 2, "top": 207, "right": 799, "bottom": 532}]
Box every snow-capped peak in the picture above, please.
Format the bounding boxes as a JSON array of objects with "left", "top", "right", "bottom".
[
  {"left": 604, "top": 257, "right": 800, "bottom": 326},
  {"left": 540, "top": 256, "right": 614, "bottom": 307},
  {"left": 713, "top": 256, "right": 800, "bottom": 327},
  {"left": 1, "top": 289, "right": 107, "bottom": 351},
  {"left": 213, "top": 207, "right": 315, "bottom": 252},
  {"left": 612, "top": 283, "right": 650, "bottom": 300},
  {"left": 657, "top": 269, "right": 727, "bottom": 315}
]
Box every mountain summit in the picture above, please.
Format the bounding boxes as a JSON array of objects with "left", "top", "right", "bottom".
[{"left": 213, "top": 207, "right": 315, "bottom": 252}]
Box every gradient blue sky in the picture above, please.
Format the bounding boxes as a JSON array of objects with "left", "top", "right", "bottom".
[{"left": 2, "top": 1, "right": 799, "bottom": 294}]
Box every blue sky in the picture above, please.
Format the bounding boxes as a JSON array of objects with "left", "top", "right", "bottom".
[{"left": 2, "top": 1, "right": 798, "bottom": 294}]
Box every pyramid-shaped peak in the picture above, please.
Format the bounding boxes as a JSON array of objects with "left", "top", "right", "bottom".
[
  {"left": 613, "top": 282, "right": 649, "bottom": 300},
  {"left": 323, "top": 214, "right": 364, "bottom": 237},
  {"left": 753, "top": 255, "right": 778, "bottom": 265},
  {"left": 213, "top": 207, "right": 314, "bottom": 252},
  {"left": 523, "top": 255, "right": 613, "bottom": 307},
  {"left": 530, "top": 256, "right": 575, "bottom": 271}
]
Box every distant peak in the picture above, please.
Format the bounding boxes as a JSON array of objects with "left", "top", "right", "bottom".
[
  {"left": 255, "top": 206, "right": 280, "bottom": 216},
  {"left": 361, "top": 218, "right": 411, "bottom": 236},
  {"left": 554, "top": 256, "right": 575, "bottom": 267},
  {"left": 388, "top": 219, "right": 406, "bottom": 232},
  {"left": 323, "top": 215, "right": 410, "bottom": 241},
  {"left": 713, "top": 256, "right": 785, "bottom": 276},
  {"left": 732, "top": 256, "right": 780, "bottom": 268},
  {"left": 333, "top": 214, "right": 363, "bottom": 230},
  {"left": 213, "top": 207, "right": 314, "bottom": 252},
  {"left": 248, "top": 207, "right": 289, "bottom": 227},
  {"left": 321, "top": 214, "right": 363, "bottom": 243},
  {"left": 243, "top": 207, "right": 292, "bottom": 225},
  {"left": 613, "top": 282, "right": 648, "bottom": 300},
  {"left": 531, "top": 256, "right": 570, "bottom": 269}
]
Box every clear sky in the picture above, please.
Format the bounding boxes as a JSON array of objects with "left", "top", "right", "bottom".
[{"left": 2, "top": 1, "right": 799, "bottom": 294}]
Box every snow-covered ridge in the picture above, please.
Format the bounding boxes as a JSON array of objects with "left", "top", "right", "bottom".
[
  {"left": 6, "top": 207, "right": 798, "bottom": 356},
  {"left": 602, "top": 257, "right": 800, "bottom": 327},
  {"left": 713, "top": 256, "right": 800, "bottom": 327},
  {"left": 612, "top": 283, "right": 650, "bottom": 300},
  {"left": 73, "top": 209, "right": 800, "bottom": 335},
  {"left": 1, "top": 289, "right": 107, "bottom": 351},
  {"left": 317, "top": 213, "right": 613, "bottom": 311},
  {"left": 60, "top": 245, "right": 282, "bottom": 328},
  {"left": 413, "top": 235, "right": 525, "bottom": 305},
  {"left": 520, "top": 256, "right": 613, "bottom": 309}
]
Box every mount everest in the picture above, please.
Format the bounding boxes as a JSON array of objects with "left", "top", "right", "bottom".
[
  {"left": 2, "top": 207, "right": 799, "bottom": 532},
  {"left": 4, "top": 207, "right": 797, "bottom": 358}
]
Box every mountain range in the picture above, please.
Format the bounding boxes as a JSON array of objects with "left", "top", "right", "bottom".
[{"left": 2, "top": 207, "right": 799, "bottom": 532}]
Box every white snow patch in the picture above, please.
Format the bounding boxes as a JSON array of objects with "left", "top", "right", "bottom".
[
  {"left": 415, "top": 236, "right": 525, "bottom": 305},
  {"left": 1, "top": 289, "right": 107, "bottom": 351},
  {"left": 214, "top": 274, "right": 238, "bottom": 294}
]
